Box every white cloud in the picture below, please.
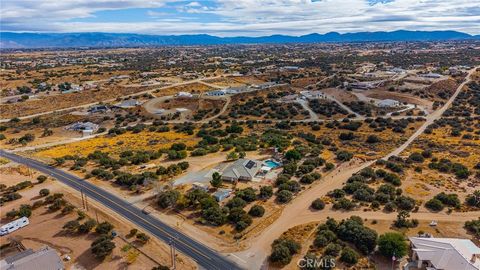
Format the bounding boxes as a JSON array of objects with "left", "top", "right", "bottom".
[
  {"left": 186, "top": 2, "right": 201, "bottom": 7},
  {"left": 1, "top": 0, "right": 479, "bottom": 35}
]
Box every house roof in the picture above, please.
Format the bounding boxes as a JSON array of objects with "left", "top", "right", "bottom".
[
  {"left": 67, "top": 122, "right": 99, "bottom": 131},
  {"left": 213, "top": 189, "right": 232, "bottom": 200},
  {"left": 378, "top": 99, "right": 399, "bottom": 107},
  {"left": 222, "top": 159, "right": 261, "bottom": 180},
  {"left": 119, "top": 99, "right": 139, "bottom": 107},
  {"left": 410, "top": 237, "right": 480, "bottom": 270},
  {"left": 0, "top": 246, "right": 64, "bottom": 270}
]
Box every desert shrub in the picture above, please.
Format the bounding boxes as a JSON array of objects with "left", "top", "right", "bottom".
[
  {"left": 259, "top": 186, "right": 273, "bottom": 199},
  {"left": 269, "top": 238, "right": 301, "bottom": 266},
  {"left": 425, "top": 198, "right": 444, "bottom": 212},
  {"left": 39, "top": 188, "right": 50, "bottom": 197},
  {"left": 248, "top": 205, "right": 265, "bottom": 217},
  {"left": 91, "top": 235, "right": 115, "bottom": 259},
  {"left": 95, "top": 221, "right": 114, "bottom": 234},
  {"left": 340, "top": 247, "right": 359, "bottom": 265},
  {"left": 464, "top": 218, "right": 480, "bottom": 237},
  {"left": 311, "top": 198, "right": 325, "bottom": 210},
  {"left": 276, "top": 190, "right": 293, "bottom": 203}
]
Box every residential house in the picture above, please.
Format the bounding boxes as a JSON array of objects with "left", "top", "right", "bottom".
[
  {"left": 175, "top": 92, "right": 193, "bottom": 98},
  {"left": 300, "top": 90, "right": 326, "bottom": 100},
  {"left": 0, "top": 246, "right": 64, "bottom": 270},
  {"left": 406, "top": 237, "right": 480, "bottom": 270},
  {"left": 118, "top": 99, "right": 140, "bottom": 108},
  {"left": 206, "top": 90, "right": 227, "bottom": 96},
  {"left": 221, "top": 159, "right": 262, "bottom": 182},
  {"left": 66, "top": 122, "right": 99, "bottom": 137},
  {"left": 213, "top": 189, "right": 232, "bottom": 202},
  {"left": 88, "top": 104, "right": 109, "bottom": 113},
  {"left": 377, "top": 99, "right": 401, "bottom": 108},
  {"left": 421, "top": 73, "right": 442, "bottom": 79},
  {"left": 192, "top": 182, "right": 209, "bottom": 192}
]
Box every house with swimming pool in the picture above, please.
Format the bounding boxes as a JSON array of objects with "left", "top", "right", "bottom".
[{"left": 221, "top": 158, "right": 282, "bottom": 182}]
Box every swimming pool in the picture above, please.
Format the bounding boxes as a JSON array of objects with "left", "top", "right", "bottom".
[{"left": 264, "top": 160, "right": 282, "bottom": 169}]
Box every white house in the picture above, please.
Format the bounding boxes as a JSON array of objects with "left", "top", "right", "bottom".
[
  {"left": 407, "top": 237, "right": 480, "bottom": 270},
  {"left": 0, "top": 246, "right": 64, "bottom": 270},
  {"left": 300, "top": 90, "right": 326, "bottom": 100},
  {"left": 377, "top": 99, "right": 401, "bottom": 108},
  {"left": 192, "top": 182, "right": 209, "bottom": 192},
  {"left": 213, "top": 189, "right": 232, "bottom": 202},
  {"left": 206, "top": 90, "right": 227, "bottom": 96},
  {"left": 66, "top": 122, "right": 99, "bottom": 133},
  {"left": 175, "top": 92, "right": 193, "bottom": 98},
  {"left": 221, "top": 159, "right": 262, "bottom": 182},
  {"left": 421, "top": 73, "right": 442, "bottom": 79},
  {"left": 118, "top": 99, "right": 141, "bottom": 108}
]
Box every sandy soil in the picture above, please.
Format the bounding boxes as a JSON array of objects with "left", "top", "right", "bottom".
[
  {"left": 321, "top": 88, "right": 359, "bottom": 103},
  {"left": 0, "top": 161, "right": 196, "bottom": 270},
  {"left": 363, "top": 89, "right": 434, "bottom": 112}
]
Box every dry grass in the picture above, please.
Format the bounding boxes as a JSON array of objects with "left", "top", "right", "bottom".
[{"left": 34, "top": 130, "right": 199, "bottom": 159}]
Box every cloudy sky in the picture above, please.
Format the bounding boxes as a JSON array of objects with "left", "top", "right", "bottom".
[{"left": 1, "top": 0, "right": 479, "bottom": 36}]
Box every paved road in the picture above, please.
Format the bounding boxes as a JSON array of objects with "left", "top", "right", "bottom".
[{"left": 0, "top": 150, "right": 241, "bottom": 270}]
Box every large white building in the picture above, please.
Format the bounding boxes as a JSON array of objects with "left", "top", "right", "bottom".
[
  {"left": 377, "top": 99, "right": 401, "bottom": 108},
  {"left": 300, "top": 90, "right": 326, "bottom": 100},
  {"left": 407, "top": 237, "right": 480, "bottom": 270}
]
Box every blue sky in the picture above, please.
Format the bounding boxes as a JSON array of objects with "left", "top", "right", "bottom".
[{"left": 1, "top": 0, "right": 479, "bottom": 36}]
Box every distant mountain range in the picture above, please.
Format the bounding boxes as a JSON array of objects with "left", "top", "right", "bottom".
[{"left": 1, "top": 30, "right": 479, "bottom": 49}]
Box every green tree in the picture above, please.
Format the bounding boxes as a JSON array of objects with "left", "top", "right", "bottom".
[
  {"left": 78, "top": 219, "right": 97, "bottom": 234},
  {"left": 95, "top": 221, "right": 114, "bottom": 234},
  {"left": 226, "top": 151, "right": 239, "bottom": 161},
  {"left": 210, "top": 172, "right": 222, "bottom": 188},
  {"left": 378, "top": 232, "right": 408, "bottom": 259},
  {"left": 425, "top": 198, "right": 444, "bottom": 212},
  {"left": 157, "top": 190, "right": 180, "bottom": 208},
  {"left": 259, "top": 186, "right": 273, "bottom": 199},
  {"left": 276, "top": 190, "right": 293, "bottom": 203},
  {"left": 311, "top": 198, "right": 325, "bottom": 210},
  {"left": 18, "top": 204, "right": 32, "bottom": 218},
  {"left": 39, "top": 188, "right": 50, "bottom": 197},
  {"left": 91, "top": 235, "right": 115, "bottom": 259},
  {"left": 248, "top": 205, "right": 265, "bottom": 217},
  {"left": 63, "top": 220, "right": 80, "bottom": 233},
  {"left": 285, "top": 149, "right": 302, "bottom": 161},
  {"left": 340, "top": 247, "right": 359, "bottom": 265},
  {"left": 136, "top": 232, "right": 150, "bottom": 243}
]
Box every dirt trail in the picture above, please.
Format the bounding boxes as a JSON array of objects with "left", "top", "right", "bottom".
[{"left": 200, "top": 95, "right": 231, "bottom": 123}]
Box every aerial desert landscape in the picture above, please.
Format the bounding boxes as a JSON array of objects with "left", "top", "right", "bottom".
[{"left": 1, "top": 1, "right": 480, "bottom": 270}]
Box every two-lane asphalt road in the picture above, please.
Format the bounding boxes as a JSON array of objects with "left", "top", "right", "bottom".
[{"left": 0, "top": 150, "right": 241, "bottom": 270}]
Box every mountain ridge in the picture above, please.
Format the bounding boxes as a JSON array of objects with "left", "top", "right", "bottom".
[{"left": 1, "top": 30, "right": 478, "bottom": 48}]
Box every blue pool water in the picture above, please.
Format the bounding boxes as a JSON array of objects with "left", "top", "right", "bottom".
[{"left": 264, "top": 160, "right": 281, "bottom": 169}]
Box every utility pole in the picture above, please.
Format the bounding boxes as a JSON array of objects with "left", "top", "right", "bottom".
[
  {"left": 85, "top": 194, "right": 89, "bottom": 211},
  {"left": 80, "top": 189, "right": 85, "bottom": 209},
  {"left": 95, "top": 210, "right": 99, "bottom": 223},
  {"left": 169, "top": 238, "right": 176, "bottom": 270}
]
